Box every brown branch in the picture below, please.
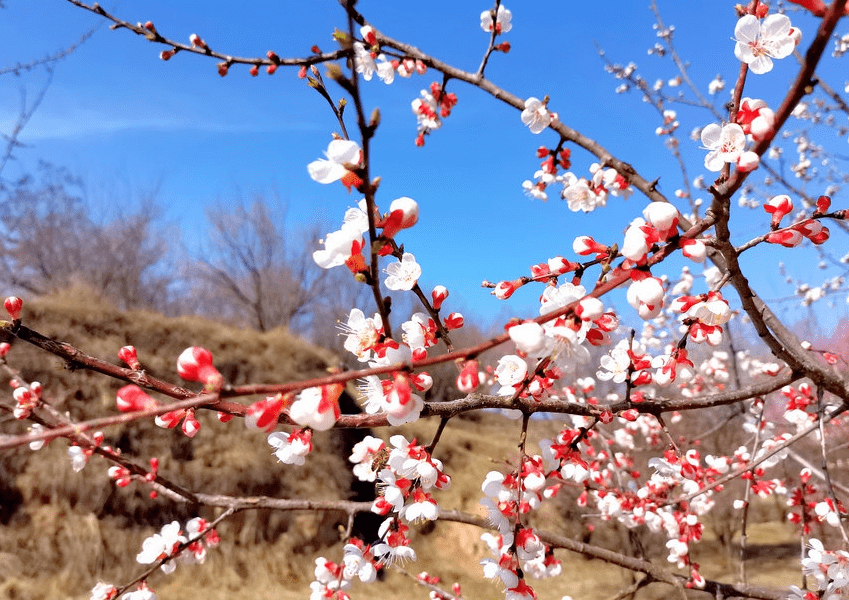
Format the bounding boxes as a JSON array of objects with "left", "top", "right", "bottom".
[{"left": 62, "top": 0, "right": 348, "bottom": 70}]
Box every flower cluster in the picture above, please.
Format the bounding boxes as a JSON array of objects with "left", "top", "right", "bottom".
[{"left": 136, "top": 518, "right": 219, "bottom": 575}]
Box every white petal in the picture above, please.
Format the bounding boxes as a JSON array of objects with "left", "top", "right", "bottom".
[
  {"left": 326, "top": 139, "right": 361, "bottom": 164},
  {"left": 734, "top": 15, "right": 760, "bottom": 45},
  {"left": 700, "top": 123, "right": 722, "bottom": 149}
]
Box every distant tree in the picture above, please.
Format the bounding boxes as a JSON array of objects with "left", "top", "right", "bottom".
[
  {"left": 0, "top": 164, "right": 177, "bottom": 311},
  {"left": 192, "top": 198, "right": 347, "bottom": 333}
]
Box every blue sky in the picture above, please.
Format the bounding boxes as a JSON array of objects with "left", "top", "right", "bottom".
[{"left": 1, "top": 1, "right": 848, "bottom": 330}]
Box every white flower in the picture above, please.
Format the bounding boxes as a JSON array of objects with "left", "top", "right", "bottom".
[
  {"left": 384, "top": 253, "right": 421, "bottom": 291},
  {"left": 597, "top": 341, "right": 631, "bottom": 383},
  {"left": 521, "top": 97, "right": 554, "bottom": 134},
  {"left": 312, "top": 226, "right": 364, "bottom": 270},
  {"left": 340, "top": 308, "right": 382, "bottom": 362},
  {"left": 68, "top": 446, "right": 88, "bottom": 472},
  {"left": 90, "top": 582, "right": 118, "bottom": 600},
  {"left": 494, "top": 355, "right": 528, "bottom": 390},
  {"left": 307, "top": 139, "right": 362, "bottom": 184},
  {"left": 267, "top": 430, "right": 312, "bottom": 465},
  {"left": 353, "top": 42, "right": 395, "bottom": 84},
  {"left": 562, "top": 177, "right": 604, "bottom": 212},
  {"left": 480, "top": 5, "right": 512, "bottom": 34},
  {"left": 508, "top": 321, "right": 548, "bottom": 355},
  {"left": 701, "top": 123, "right": 746, "bottom": 171},
  {"left": 708, "top": 74, "right": 725, "bottom": 95},
  {"left": 734, "top": 14, "right": 796, "bottom": 75},
  {"left": 289, "top": 387, "right": 339, "bottom": 431},
  {"left": 136, "top": 521, "right": 186, "bottom": 574}
]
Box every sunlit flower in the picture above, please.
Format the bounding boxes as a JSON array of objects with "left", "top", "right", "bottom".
[
  {"left": 307, "top": 139, "right": 362, "bottom": 187},
  {"left": 522, "top": 97, "right": 554, "bottom": 134},
  {"left": 734, "top": 14, "right": 796, "bottom": 75},
  {"left": 384, "top": 253, "right": 422, "bottom": 291},
  {"left": 701, "top": 123, "right": 746, "bottom": 171},
  {"left": 480, "top": 5, "right": 512, "bottom": 34}
]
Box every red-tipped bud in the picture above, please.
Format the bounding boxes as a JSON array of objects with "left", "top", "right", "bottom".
[
  {"left": 267, "top": 63, "right": 278, "bottom": 75},
  {"left": 177, "top": 346, "right": 223, "bottom": 390},
  {"left": 298, "top": 65, "right": 307, "bottom": 78},
  {"left": 0, "top": 342, "right": 9, "bottom": 357},
  {"left": 457, "top": 360, "right": 480, "bottom": 393},
  {"left": 116, "top": 385, "right": 158, "bottom": 412},
  {"left": 4, "top": 296, "right": 23, "bottom": 320},
  {"left": 245, "top": 394, "right": 286, "bottom": 432},
  {"left": 412, "top": 372, "right": 433, "bottom": 392},
  {"left": 189, "top": 33, "right": 206, "bottom": 49},
  {"left": 379, "top": 197, "right": 419, "bottom": 239},
  {"left": 572, "top": 235, "right": 608, "bottom": 257},
  {"left": 494, "top": 280, "right": 520, "bottom": 300},
  {"left": 155, "top": 409, "right": 186, "bottom": 429},
  {"left": 576, "top": 297, "right": 604, "bottom": 321},
  {"left": 249, "top": 64, "right": 260, "bottom": 77},
  {"left": 217, "top": 62, "right": 229, "bottom": 77},
  {"left": 361, "top": 25, "right": 378, "bottom": 47},
  {"left": 160, "top": 49, "right": 175, "bottom": 61},
  {"left": 763, "top": 195, "right": 793, "bottom": 230},
  {"left": 267, "top": 51, "right": 280, "bottom": 63},
  {"left": 431, "top": 285, "right": 449, "bottom": 310},
  {"left": 181, "top": 410, "right": 201, "bottom": 438},
  {"left": 311, "top": 45, "right": 321, "bottom": 54},
  {"left": 495, "top": 41, "right": 511, "bottom": 52},
  {"left": 444, "top": 312, "right": 464, "bottom": 330},
  {"left": 815, "top": 195, "right": 831, "bottom": 215},
  {"left": 118, "top": 345, "right": 141, "bottom": 370}
]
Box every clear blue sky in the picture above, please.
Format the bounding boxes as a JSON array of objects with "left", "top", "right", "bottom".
[{"left": 1, "top": 1, "right": 847, "bottom": 330}]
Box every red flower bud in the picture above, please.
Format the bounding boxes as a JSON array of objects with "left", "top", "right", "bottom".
[
  {"left": 4, "top": 296, "right": 22, "bottom": 320},
  {"left": 118, "top": 346, "right": 141, "bottom": 370}
]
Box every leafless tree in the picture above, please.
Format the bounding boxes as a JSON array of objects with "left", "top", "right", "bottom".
[
  {"left": 0, "top": 164, "right": 178, "bottom": 311},
  {"left": 190, "top": 197, "right": 347, "bottom": 333}
]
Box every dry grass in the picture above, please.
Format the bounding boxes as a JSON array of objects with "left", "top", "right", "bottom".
[{"left": 0, "top": 290, "right": 807, "bottom": 599}]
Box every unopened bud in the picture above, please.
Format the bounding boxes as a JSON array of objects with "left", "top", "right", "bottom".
[{"left": 4, "top": 296, "right": 22, "bottom": 320}]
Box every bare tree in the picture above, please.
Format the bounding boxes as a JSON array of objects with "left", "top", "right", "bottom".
[
  {"left": 191, "top": 197, "right": 343, "bottom": 333},
  {"left": 0, "top": 164, "right": 178, "bottom": 311}
]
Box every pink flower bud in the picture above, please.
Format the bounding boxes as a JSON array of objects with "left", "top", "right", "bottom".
[
  {"left": 245, "top": 394, "right": 286, "bottom": 432},
  {"left": 766, "top": 229, "right": 804, "bottom": 247},
  {"left": 412, "top": 371, "right": 433, "bottom": 392},
  {"left": 118, "top": 346, "right": 141, "bottom": 370},
  {"left": 681, "top": 238, "right": 707, "bottom": 262},
  {"left": 361, "top": 25, "right": 377, "bottom": 46},
  {"left": 619, "top": 409, "right": 639, "bottom": 421},
  {"left": 380, "top": 197, "right": 419, "bottom": 239},
  {"left": 385, "top": 373, "right": 413, "bottom": 419},
  {"left": 815, "top": 195, "right": 831, "bottom": 214},
  {"left": 4, "top": 296, "right": 23, "bottom": 320},
  {"left": 576, "top": 297, "right": 604, "bottom": 321},
  {"left": 160, "top": 49, "right": 175, "bottom": 61},
  {"left": 444, "top": 312, "right": 464, "bottom": 330},
  {"left": 177, "top": 347, "right": 223, "bottom": 389},
  {"left": 642, "top": 202, "right": 679, "bottom": 240},
  {"left": 181, "top": 410, "right": 201, "bottom": 438},
  {"left": 494, "top": 280, "right": 519, "bottom": 300},
  {"left": 189, "top": 33, "right": 206, "bottom": 48},
  {"left": 735, "top": 151, "right": 760, "bottom": 172},
  {"left": 116, "top": 385, "right": 158, "bottom": 412},
  {"left": 764, "top": 195, "right": 793, "bottom": 229},
  {"left": 547, "top": 256, "right": 576, "bottom": 275},
  {"left": 456, "top": 360, "right": 480, "bottom": 393},
  {"left": 0, "top": 342, "right": 10, "bottom": 358},
  {"left": 572, "top": 235, "right": 608, "bottom": 257},
  {"left": 431, "top": 285, "right": 449, "bottom": 310},
  {"left": 155, "top": 409, "right": 186, "bottom": 429}
]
